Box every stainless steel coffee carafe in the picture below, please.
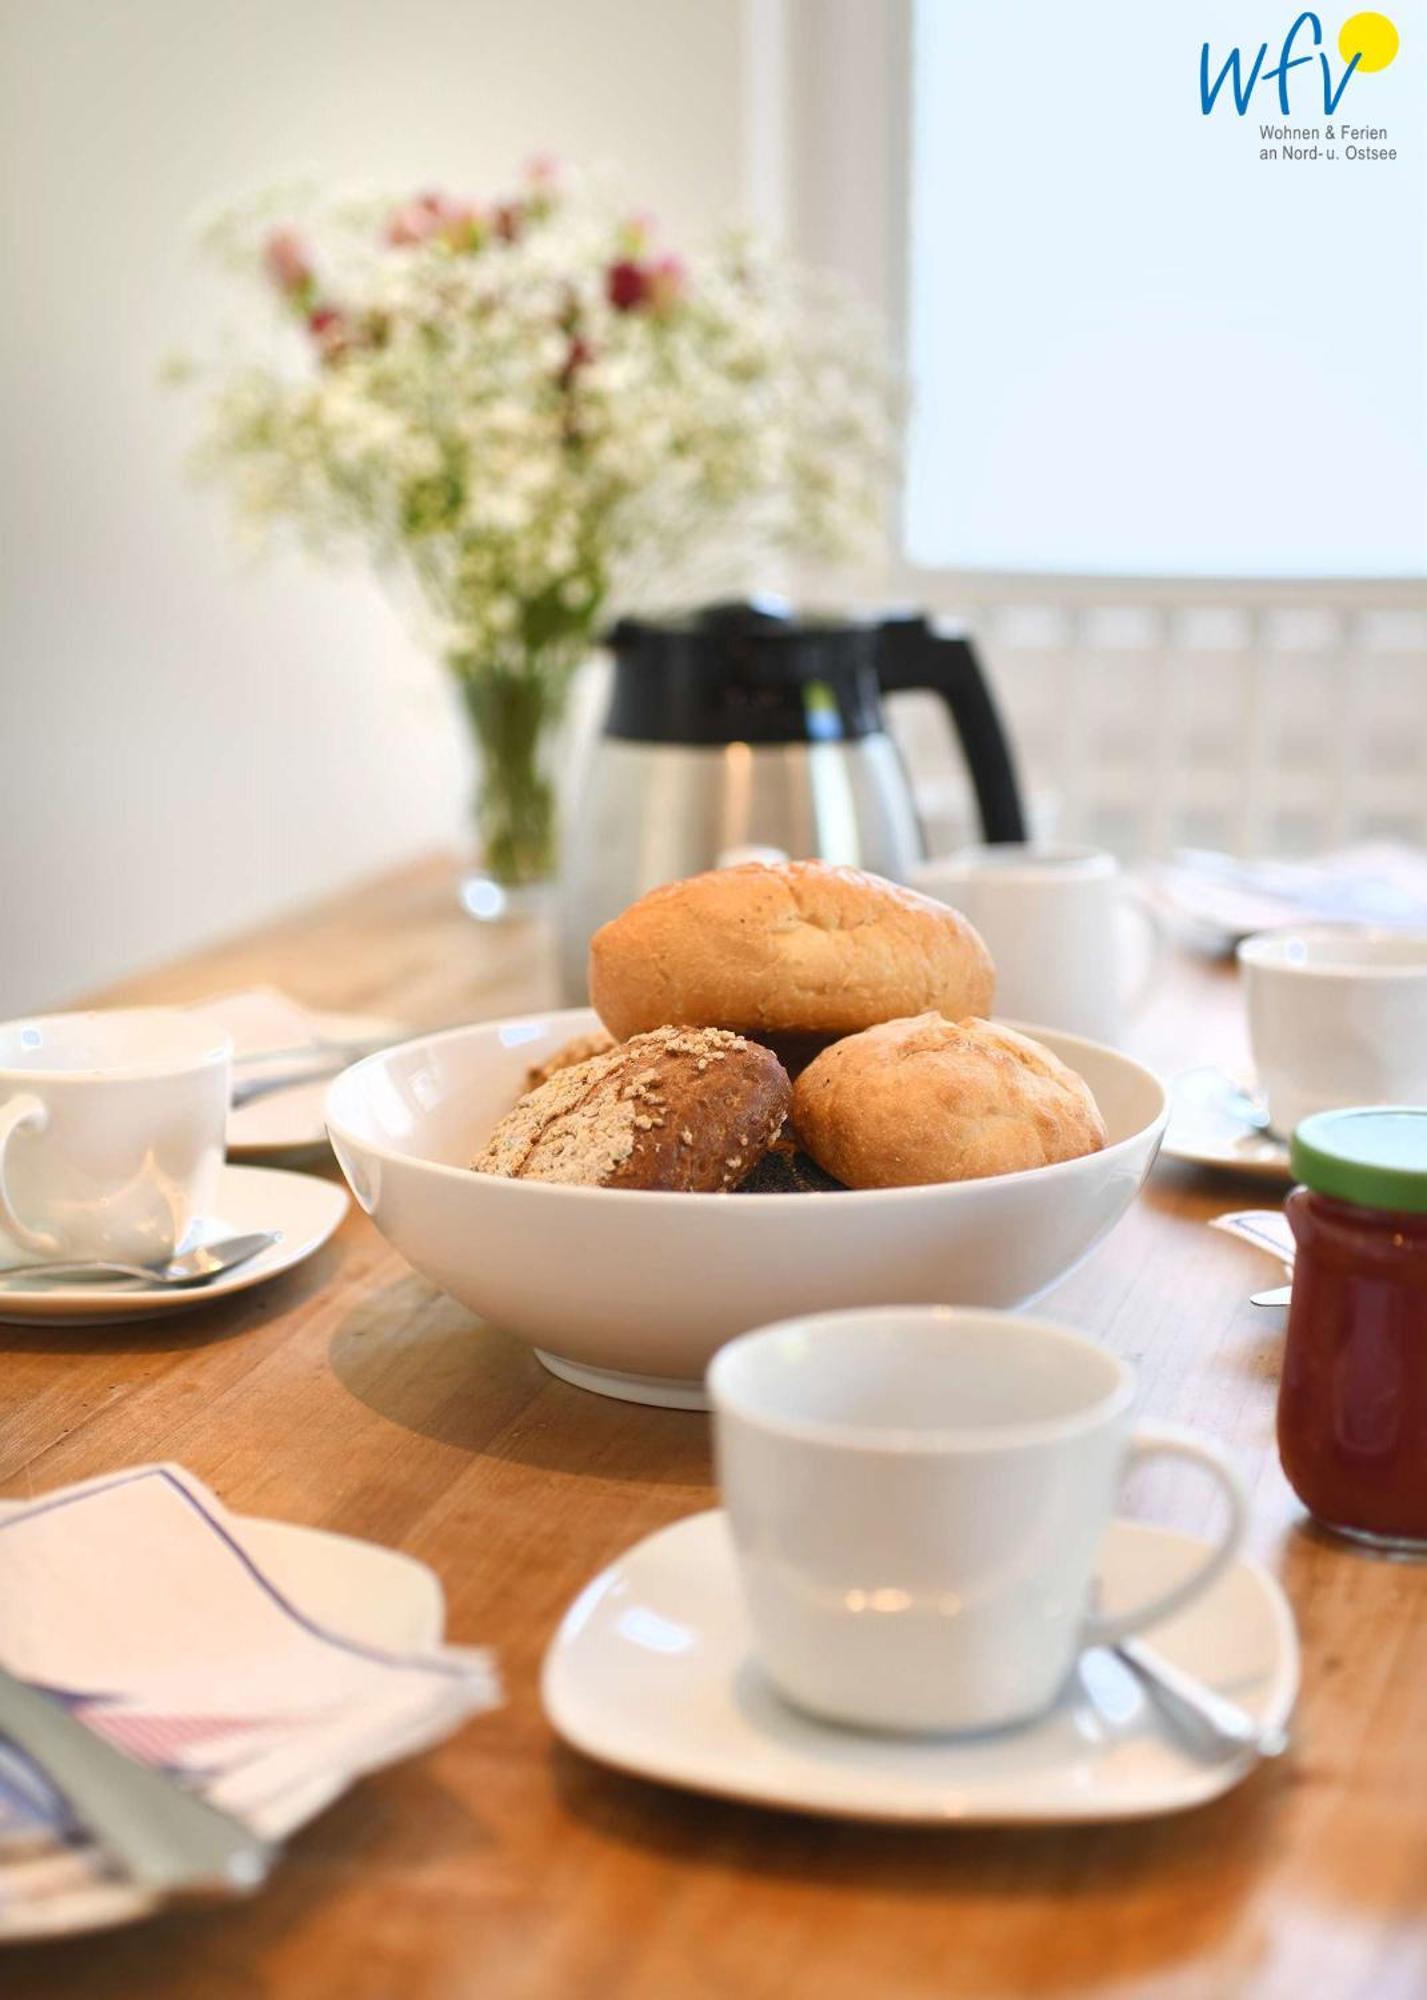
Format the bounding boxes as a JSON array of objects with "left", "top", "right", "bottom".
[{"left": 557, "top": 600, "right": 1026, "bottom": 997}]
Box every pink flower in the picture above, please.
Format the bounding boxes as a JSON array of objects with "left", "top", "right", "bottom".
[
  {"left": 386, "top": 192, "right": 445, "bottom": 246},
  {"left": 386, "top": 203, "right": 432, "bottom": 246},
  {"left": 607, "top": 255, "right": 686, "bottom": 315},
  {"left": 646, "top": 254, "right": 686, "bottom": 311},
  {"left": 439, "top": 203, "right": 485, "bottom": 251},
  {"left": 386, "top": 191, "right": 484, "bottom": 250},
  {"left": 607, "top": 259, "right": 649, "bottom": 311},
  {"left": 263, "top": 229, "right": 312, "bottom": 297},
  {"left": 307, "top": 304, "right": 348, "bottom": 359}
]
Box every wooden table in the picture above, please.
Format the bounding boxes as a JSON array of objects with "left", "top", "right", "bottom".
[{"left": 3, "top": 857, "right": 1424, "bottom": 2000}]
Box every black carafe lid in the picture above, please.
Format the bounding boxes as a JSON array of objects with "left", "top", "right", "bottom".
[{"left": 604, "top": 598, "right": 887, "bottom": 745}]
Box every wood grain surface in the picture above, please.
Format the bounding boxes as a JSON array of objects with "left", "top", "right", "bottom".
[{"left": 2, "top": 856, "right": 1423, "bottom": 2000}]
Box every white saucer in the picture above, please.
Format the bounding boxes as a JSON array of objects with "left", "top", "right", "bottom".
[
  {"left": 226, "top": 1010, "right": 402, "bottom": 1161},
  {"left": 1160, "top": 1068, "right": 1291, "bottom": 1184},
  {"left": 0, "top": 1166, "right": 348, "bottom": 1327},
  {"left": 543, "top": 1510, "right": 1298, "bottom": 1825},
  {"left": 0, "top": 1510, "right": 443, "bottom": 1942}
]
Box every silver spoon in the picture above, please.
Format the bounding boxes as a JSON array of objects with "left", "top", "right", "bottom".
[
  {"left": 228, "top": 1020, "right": 464, "bottom": 1109},
  {"left": 0, "top": 1232, "right": 279, "bottom": 1289},
  {"left": 1222, "top": 1081, "right": 1274, "bottom": 1133},
  {"left": 1112, "top": 1635, "right": 1289, "bottom": 1760}
]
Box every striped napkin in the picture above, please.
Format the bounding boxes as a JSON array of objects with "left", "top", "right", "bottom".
[
  {"left": 0, "top": 1466, "right": 498, "bottom": 1938},
  {"left": 1210, "top": 1209, "right": 1295, "bottom": 1273}
]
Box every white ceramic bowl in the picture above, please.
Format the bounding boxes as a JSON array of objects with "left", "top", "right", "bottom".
[{"left": 326, "top": 1009, "right": 1168, "bottom": 1409}]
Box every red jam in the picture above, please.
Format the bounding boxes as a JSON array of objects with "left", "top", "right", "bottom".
[{"left": 1277, "top": 1109, "right": 1427, "bottom": 1551}]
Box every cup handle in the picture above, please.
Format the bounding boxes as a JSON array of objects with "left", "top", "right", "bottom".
[
  {"left": 1081, "top": 1423, "right": 1247, "bottom": 1647},
  {"left": 0, "top": 1094, "right": 61, "bottom": 1256},
  {"left": 1119, "top": 882, "right": 1165, "bottom": 1020}
]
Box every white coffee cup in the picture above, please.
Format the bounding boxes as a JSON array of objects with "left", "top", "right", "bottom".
[
  {"left": 709, "top": 1306, "right": 1245, "bottom": 1736},
  {"left": 908, "top": 844, "right": 1159, "bottom": 1045},
  {"left": 0, "top": 1010, "right": 231, "bottom": 1267},
  {"left": 1238, "top": 926, "right": 1427, "bottom": 1138}
]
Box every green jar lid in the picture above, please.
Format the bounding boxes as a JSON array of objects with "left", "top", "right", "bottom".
[{"left": 1291, "top": 1108, "right": 1427, "bottom": 1214}]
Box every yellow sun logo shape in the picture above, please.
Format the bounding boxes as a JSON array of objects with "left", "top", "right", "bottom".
[{"left": 1339, "top": 11, "right": 1400, "bottom": 70}]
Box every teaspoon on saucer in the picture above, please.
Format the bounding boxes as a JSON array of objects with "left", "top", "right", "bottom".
[
  {"left": 0, "top": 1232, "right": 280, "bottom": 1289},
  {"left": 1097, "top": 1636, "right": 1289, "bottom": 1762}
]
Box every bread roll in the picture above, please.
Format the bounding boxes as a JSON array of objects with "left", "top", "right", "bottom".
[
  {"left": 523, "top": 1028, "right": 616, "bottom": 1094},
  {"left": 472, "top": 1026, "right": 790, "bottom": 1191},
  {"left": 793, "top": 1014, "right": 1107, "bottom": 1188},
  {"left": 589, "top": 862, "right": 994, "bottom": 1043}
]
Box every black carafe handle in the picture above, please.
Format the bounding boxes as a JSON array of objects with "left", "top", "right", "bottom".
[{"left": 874, "top": 615, "right": 1028, "bottom": 843}]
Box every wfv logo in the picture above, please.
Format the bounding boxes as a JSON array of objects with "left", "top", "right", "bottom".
[{"left": 1201, "top": 10, "right": 1398, "bottom": 114}]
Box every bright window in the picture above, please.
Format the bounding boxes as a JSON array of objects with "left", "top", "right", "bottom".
[{"left": 904, "top": 0, "right": 1427, "bottom": 576}]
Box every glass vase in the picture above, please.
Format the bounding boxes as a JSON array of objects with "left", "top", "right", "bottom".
[{"left": 456, "top": 656, "right": 570, "bottom": 922}]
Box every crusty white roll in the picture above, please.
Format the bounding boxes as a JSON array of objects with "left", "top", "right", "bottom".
[
  {"left": 588, "top": 861, "right": 995, "bottom": 1043},
  {"left": 792, "top": 1013, "right": 1107, "bottom": 1188}
]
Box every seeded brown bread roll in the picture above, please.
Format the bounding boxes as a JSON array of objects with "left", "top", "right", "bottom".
[
  {"left": 472, "top": 1026, "right": 790, "bottom": 1191},
  {"left": 793, "top": 1013, "right": 1107, "bottom": 1189},
  {"left": 588, "top": 861, "right": 995, "bottom": 1044}
]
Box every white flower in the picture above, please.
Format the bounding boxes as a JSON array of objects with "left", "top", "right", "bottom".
[{"left": 186, "top": 176, "right": 898, "bottom": 668}]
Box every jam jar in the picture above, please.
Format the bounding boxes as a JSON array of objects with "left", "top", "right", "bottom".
[{"left": 1278, "top": 1108, "right": 1427, "bottom": 1552}]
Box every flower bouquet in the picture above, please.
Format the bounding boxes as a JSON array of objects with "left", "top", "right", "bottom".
[{"left": 184, "top": 163, "right": 895, "bottom": 896}]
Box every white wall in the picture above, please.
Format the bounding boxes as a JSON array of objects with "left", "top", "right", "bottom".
[{"left": 0, "top": 0, "right": 747, "bottom": 1011}]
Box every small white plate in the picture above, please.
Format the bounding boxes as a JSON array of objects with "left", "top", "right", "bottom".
[
  {"left": 543, "top": 1510, "right": 1298, "bottom": 1825},
  {"left": 0, "top": 1166, "right": 348, "bottom": 1327},
  {"left": 0, "top": 1510, "right": 445, "bottom": 1942},
  {"left": 226, "top": 1009, "right": 403, "bottom": 1162},
  {"left": 1160, "top": 1068, "right": 1291, "bottom": 1184}
]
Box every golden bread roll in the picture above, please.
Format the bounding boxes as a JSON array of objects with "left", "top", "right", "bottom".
[
  {"left": 472, "top": 1026, "right": 790, "bottom": 1191},
  {"left": 589, "top": 862, "right": 994, "bottom": 1043},
  {"left": 793, "top": 1014, "right": 1107, "bottom": 1188}
]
